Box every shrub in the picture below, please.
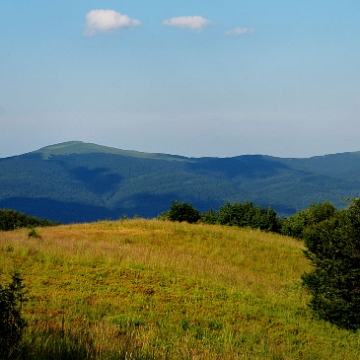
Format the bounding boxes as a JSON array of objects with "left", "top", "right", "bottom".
[
  {"left": 0, "top": 272, "right": 27, "bottom": 358},
  {"left": 28, "top": 228, "right": 41, "bottom": 238},
  {"left": 302, "top": 198, "right": 360, "bottom": 330}
]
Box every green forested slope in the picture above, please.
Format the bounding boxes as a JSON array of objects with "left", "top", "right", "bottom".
[{"left": 0, "top": 141, "right": 359, "bottom": 223}]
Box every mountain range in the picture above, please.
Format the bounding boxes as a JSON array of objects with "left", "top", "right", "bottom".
[{"left": 1, "top": 141, "right": 359, "bottom": 223}]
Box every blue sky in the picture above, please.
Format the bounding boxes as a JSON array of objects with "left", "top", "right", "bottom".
[{"left": 1, "top": 0, "right": 359, "bottom": 158}]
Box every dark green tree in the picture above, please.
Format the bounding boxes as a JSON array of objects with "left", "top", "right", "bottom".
[
  {"left": 0, "top": 208, "right": 59, "bottom": 231},
  {"left": 166, "top": 201, "right": 201, "bottom": 224},
  {"left": 281, "top": 210, "right": 309, "bottom": 239},
  {"left": 216, "top": 201, "right": 280, "bottom": 232},
  {"left": 302, "top": 198, "right": 360, "bottom": 330},
  {"left": 0, "top": 272, "right": 27, "bottom": 358},
  {"left": 200, "top": 208, "right": 218, "bottom": 225},
  {"left": 281, "top": 201, "right": 337, "bottom": 239}
]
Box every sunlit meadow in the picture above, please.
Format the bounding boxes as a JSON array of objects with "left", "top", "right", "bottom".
[{"left": 1, "top": 220, "right": 360, "bottom": 359}]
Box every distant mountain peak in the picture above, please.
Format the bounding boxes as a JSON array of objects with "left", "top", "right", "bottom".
[{"left": 29, "top": 141, "right": 190, "bottom": 162}]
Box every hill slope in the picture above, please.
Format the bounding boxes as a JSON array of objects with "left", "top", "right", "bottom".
[
  {"left": 1, "top": 141, "right": 360, "bottom": 222},
  {"left": 1, "top": 220, "right": 359, "bottom": 359}
]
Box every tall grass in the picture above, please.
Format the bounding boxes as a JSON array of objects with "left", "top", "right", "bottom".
[{"left": 1, "top": 219, "right": 360, "bottom": 359}]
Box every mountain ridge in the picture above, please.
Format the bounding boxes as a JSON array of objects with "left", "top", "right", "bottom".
[
  {"left": 20, "top": 140, "right": 360, "bottom": 161},
  {"left": 1, "top": 141, "right": 359, "bottom": 223}
]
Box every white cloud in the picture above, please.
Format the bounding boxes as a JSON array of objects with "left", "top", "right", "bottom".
[
  {"left": 163, "top": 16, "right": 213, "bottom": 31},
  {"left": 83, "top": 9, "right": 141, "bottom": 36},
  {"left": 225, "top": 27, "right": 256, "bottom": 36}
]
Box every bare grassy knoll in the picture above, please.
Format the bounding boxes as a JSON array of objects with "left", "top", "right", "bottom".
[{"left": 1, "top": 220, "right": 360, "bottom": 359}]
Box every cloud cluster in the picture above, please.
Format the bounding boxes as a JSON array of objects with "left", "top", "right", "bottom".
[
  {"left": 162, "top": 16, "right": 212, "bottom": 31},
  {"left": 84, "top": 9, "right": 141, "bottom": 36},
  {"left": 83, "top": 10, "right": 255, "bottom": 37},
  {"left": 225, "top": 27, "right": 256, "bottom": 36}
]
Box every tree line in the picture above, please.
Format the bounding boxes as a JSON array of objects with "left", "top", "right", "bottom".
[
  {"left": 160, "top": 199, "right": 339, "bottom": 237},
  {"left": 0, "top": 208, "right": 59, "bottom": 231}
]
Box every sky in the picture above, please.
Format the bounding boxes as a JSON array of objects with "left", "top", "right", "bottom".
[{"left": 1, "top": 0, "right": 359, "bottom": 159}]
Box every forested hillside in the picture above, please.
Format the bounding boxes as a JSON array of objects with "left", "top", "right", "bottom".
[{"left": 0, "top": 141, "right": 359, "bottom": 223}]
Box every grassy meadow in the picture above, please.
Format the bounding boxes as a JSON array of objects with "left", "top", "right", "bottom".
[{"left": 1, "top": 219, "right": 360, "bottom": 359}]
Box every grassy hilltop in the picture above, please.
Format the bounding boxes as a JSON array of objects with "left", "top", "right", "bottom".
[{"left": 1, "top": 220, "right": 360, "bottom": 359}]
